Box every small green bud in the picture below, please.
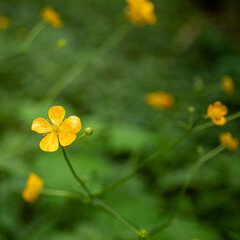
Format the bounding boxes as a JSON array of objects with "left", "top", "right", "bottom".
[
  {"left": 137, "top": 229, "right": 148, "bottom": 240},
  {"left": 85, "top": 127, "right": 93, "bottom": 136},
  {"left": 188, "top": 106, "right": 195, "bottom": 114}
]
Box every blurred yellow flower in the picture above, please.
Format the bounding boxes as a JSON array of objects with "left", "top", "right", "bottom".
[
  {"left": 219, "top": 132, "right": 238, "bottom": 151},
  {"left": 31, "top": 106, "right": 81, "bottom": 152},
  {"left": 222, "top": 75, "right": 234, "bottom": 96},
  {"left": 146, "top": 91, "right": 175, "bottom": 109},
  {"left": 125, "top": 0, "right": 157, "bottom": 27},
  {"left": 0, "top": 16, "right": 10, "bottom": 30},
  {"left": 57, "top": 38, "right": 67, "bottom": 48},
  {"left": 207, "top": 101, "right": 228, "bottom": 126},
  {"left": 22, "top": 173, "right": 44, "bottom": 203},
  {"left": 41, "top": 6, "right": 63, "bottom": 28}
]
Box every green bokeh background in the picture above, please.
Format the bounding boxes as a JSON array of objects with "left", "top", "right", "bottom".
[{"left": 0, "top": 0, "right": 240, "bottom": 239}]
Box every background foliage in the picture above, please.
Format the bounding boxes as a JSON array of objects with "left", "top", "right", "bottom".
[{"left": 0, "top": 0, "right": 240, "bottom": 239}]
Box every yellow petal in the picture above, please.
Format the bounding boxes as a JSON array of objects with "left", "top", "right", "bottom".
[
  {"left": 39, "top": 132, "right": 59, "bottom": 152},
  {"left": 58, "top": 131, "right": 76, "bottom": 147},
  {"left": 48, "top": 106, "right": 65, "bottom": 126},
  {"left": 213, "top": 117, "right": 226, "bottom": 126},
  {"left": 31, "top": 117, "right": 53, "bottom": 134},
  {"left": 60, "top": 116, "right": 82, "bottom": 133}
]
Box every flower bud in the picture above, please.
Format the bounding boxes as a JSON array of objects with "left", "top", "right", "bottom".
[
  {"left": 188, "top": 106, "right": 195, "bottom": 114},
  {"left": 137, "top": 229, "right": 148, "bottom": 240},
  {"left": 85, "top": 127, "right": 93, "bottom": 136}
]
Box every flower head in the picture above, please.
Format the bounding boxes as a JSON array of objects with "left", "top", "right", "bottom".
[
  {"left": 41, "top": 6, "right": 63, "bottom": 28},
  {"left": 222, "top": 75, "right": 234, "bottom": 96},
  {"left": 125, "top": 0, "right": 157, "bottom": 27},
  {"left": 22, "top": 173, "right": 44, "bottom": 203},
  {"left": 146, "top": 91, "right": 175, "bottom": 109},
  {"left": 207, "top": 101, "right": 228, "bottom": 126},
  {"left": 0, "top": 16, "right": 10, "bottom": 30},
  {"left": 31, "top": 106, "right": 81, "bottom": 152},
  {"left": 219, "top": 132, "right": 238, "bottom": 151}
]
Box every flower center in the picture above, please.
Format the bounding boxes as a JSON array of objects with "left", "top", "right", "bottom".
[
  {"left": 53, "top": 126, "right": 59, "bottom": 133},
  {"left": 213, "top": 108, "right": 222, "bottom": 119}
]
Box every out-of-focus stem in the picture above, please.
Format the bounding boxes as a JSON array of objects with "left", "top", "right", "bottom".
[{"left": 149, "top": 145, "right": 225, "bottom": 236}]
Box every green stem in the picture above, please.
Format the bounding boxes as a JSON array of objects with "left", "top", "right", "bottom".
[
  {"left": 61, "top": 146, "right": 93, "bottom": 197},
  {"left": 193, "top": 111, "right": 240, "bottom": 133},
  {"left": 45, "top": 24, "right": 131, "bottom": 103},
  {"left": 149, "top": 145, "right": 225, "bottom": 236},
  {"left": 41, "top": 188, "right": 85, "bottom": 201},
  {"left": 61, "top": 145, "right": 138, "bottom": 233},
  {"left": 19, "top": 20, "right": 48, "bottom": 53},
  {"left": 75, "top": 133, "right": 86, "bottom": 141},
  {"left": 96, "top": 119, "right": 197, "bottom": 196}
]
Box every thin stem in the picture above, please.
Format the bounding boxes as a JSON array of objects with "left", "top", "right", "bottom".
[
  {"left": 19, "top": 20, "right": 48, "bottom": 53},
  {"left": 61, "top": 145, "right": 138, "bottom": 233},
  {"left": 94, "top": 198, "right": 138, "bottom": 233},
  {"left": 41, "top": 188, "right": 85, "bottom": 201},
  {"left": 149, "top": 145, "right": 225, "bottom": 236},
  {"left": 193, "top": 111, "right": 240, "bottom": 133},
  {"left": 45, "top": 24, "right": 131, "bottom": 103},
  {"left": 96, "top": 121, "right": 196, "bottom": 196},
  {"left": 61, "top": 146, "right": 93, "bottom": 197},
  {"left": 75, "top": 133, "right": 86, "bottom": 141}
]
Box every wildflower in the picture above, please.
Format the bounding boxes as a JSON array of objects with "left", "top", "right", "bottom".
[
  {"left": 146, "top": 91, "right": 175, "bottom": 109},
  {"left": 57, "top": 38, "right": 67, "bottom": 48},
  {"left": 207, "top": 101, "right": 228, "bottom": 126},
  {"left": 219, "top": 132, "right": 238, "bottom": 151},
  {"left": 41, "top": 6, "right": 63, "bottom": 28},
  {"left": 222, "top": 75, "right": 234, "bottom": 96},
  {"left": 0, "top": 16, "right": 10, "bottom": 30},
  {"left": 31, "top": 106, "right": 81, "bottom": 152},
  {"left": 125, "top": 0, "right": 157, "bottom": 27},
  {"left": 22, "top": 173, "right": 44, "bottom": 203}
]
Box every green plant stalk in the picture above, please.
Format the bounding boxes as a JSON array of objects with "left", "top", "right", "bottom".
[
  {"left": 45, "top": 24, "right": 131, "bottom": 103},
  {"left": 41, "top": 188, "right": 85, "bottom": 201},
  {"left": 19, "top": 20, "right": 48, "bottom": 53},
  {"left": 95, "top": 117, "right": 200, "bottom": 196},
  {"left": 193, "top": 111, "right": 240, "bottom": 133},
  {"left": 61, "top": 146, "right": 138, "bottom": 233},
  {"left": 149, "top": 144, "right": 225, "bottom": 236}
]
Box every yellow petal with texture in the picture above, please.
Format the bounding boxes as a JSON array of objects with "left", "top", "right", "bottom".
[
  {"left": 48, "top": 106, "right": 65, "bottom": 126},
  {"left": 58, "top": 131, "right": 77, "bottom": 147},
  {"left": 60, "top": 116, "right": 82, "bottom": 133},
  {"left": 31, "top": 117, "right": 53, "bottom": 134},
  {"left": 40, "top": 132, "right": 59, "bottom": 152}
]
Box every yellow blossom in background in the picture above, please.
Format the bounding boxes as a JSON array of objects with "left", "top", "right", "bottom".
[
  {"left": 207, "top": 101, "right": 228, "bottom": 126},
  {"left": 22, "top": 173, "right": 44, "bottom": 203},
  {"left": 57, "top": 38, "right": 67, "bottom": 48},
  {"left": 31, "top": 106, "right": 81, "bottom": 152},
  {"left": 219, "top": 132, "right": 238, "bottom": 151},
  {"left": 0, "top": 16, "right": 10, "bottom": 30},
  {"left": 41, "top": 6, "right": 63, "bottom": 28},
  {"left": 146, "top": 91, "right": 175, "bottom": 109},
  {"left": 222, "top": 75, "right": 234, "bottom": 96},
  {"left": 125, "top": 0, "right": 157, "bottom": 27}
]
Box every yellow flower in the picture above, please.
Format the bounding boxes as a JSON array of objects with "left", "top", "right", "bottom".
[
  {"left": 57, "top": 38, "right": 67, "bottom": 48},
  {"left": 0, "top": 16, "right": 10, "bottom": 30},
  {"left": 146, "top": 91, "right": 175, "bottom": 109},
  {"left": 31, "top": 106, "right": 81, "bottom": 152},
  {"left": 219, "top": 132, "right": 238, "bottom": 151},
  {"left": 125, "top": 0, "right": 157, "bottom": 27},
  {"left": 22, "top": 173, "right": 44, "bottom": 203},
  {"left": 41, "top": 6, "right": 63, "bottom": 28},
  {"left": 207, "top": 101, "right": 228, "bottom": 126},
  {"left": 222, "top": 75, "right": 234, "bottom": 96}
]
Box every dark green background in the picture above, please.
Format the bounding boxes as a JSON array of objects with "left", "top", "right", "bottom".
[{"left": 0, "top": 0, "right": 240, "bottom": 239}]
